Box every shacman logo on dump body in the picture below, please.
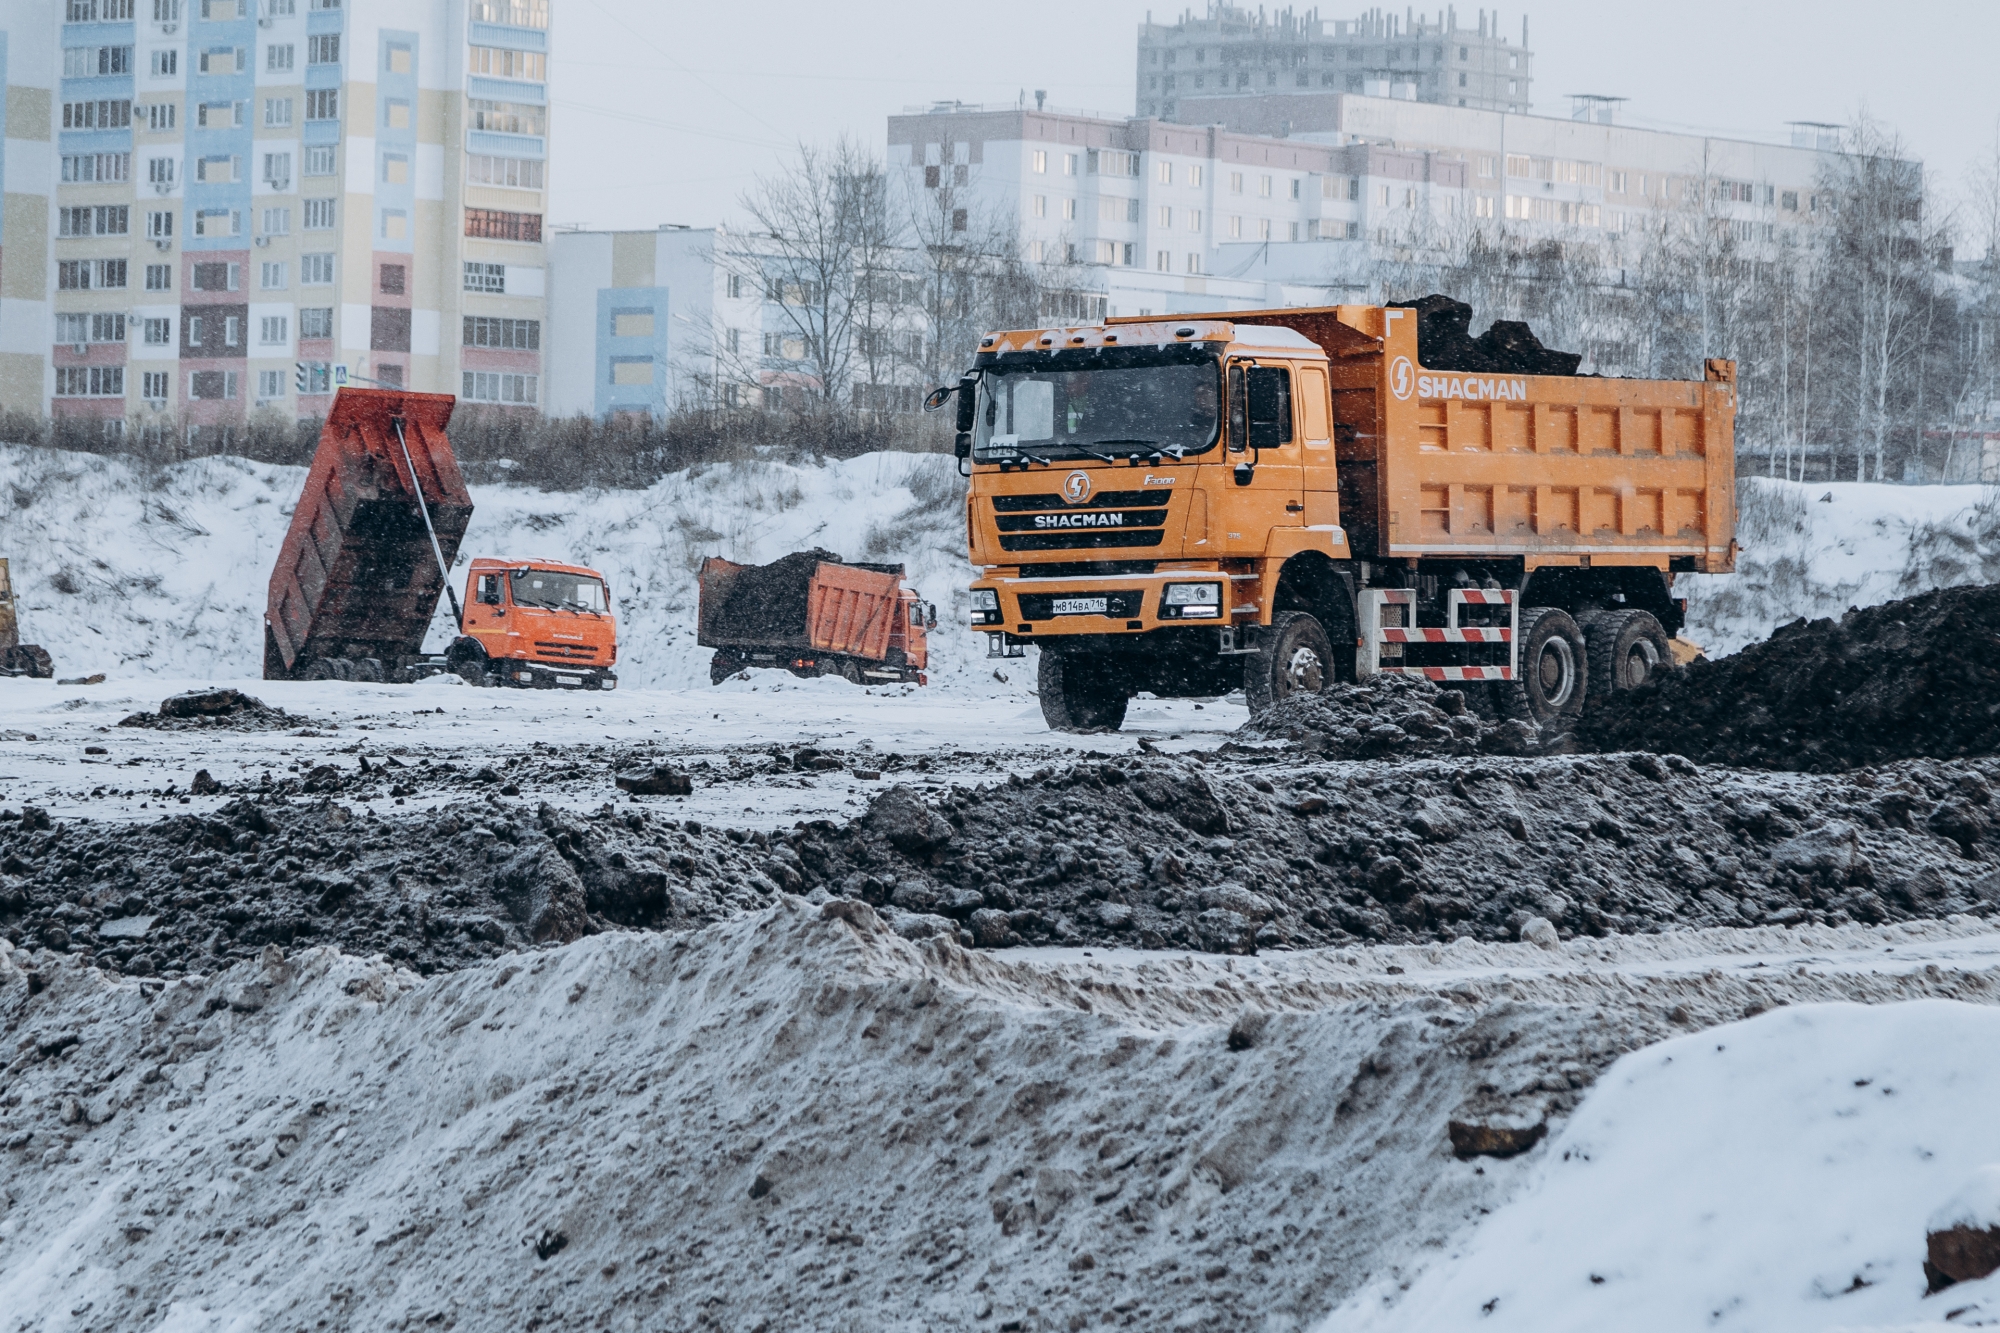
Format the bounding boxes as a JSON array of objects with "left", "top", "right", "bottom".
[
  {"left": 1063, "top": 470, "right": 1093, "bottom": 503},
  {"left": 1417, "top": 374, "right": 1532, "bottom": 402},
  {"left": 1390, "top": 356, "right": 1414, "bottom": 400}
]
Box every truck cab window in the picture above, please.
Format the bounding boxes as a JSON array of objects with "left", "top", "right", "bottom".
[
  {"left": 477, "top": 574, "right": 502, "bottom": 604},
  {"left": 1228, "top": 364, "right": 1247, "bottom": 451},
  {"left": 1247, "top": 366, "right": 1293, "bottom": 449}
]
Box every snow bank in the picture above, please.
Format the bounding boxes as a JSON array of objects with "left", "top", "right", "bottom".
[
  {"left": 1930, "top": 1165, "right": 2000, "bottom": 1235},
  {"left": 0, "top": 443, "right": 1022, "bottom": 698},
  {"left": 1323, "top": 999, "right": 2000, "bottom": 1332},
  {"left": 1681, "top": 478, "right": 2000, "bottom": 656}
]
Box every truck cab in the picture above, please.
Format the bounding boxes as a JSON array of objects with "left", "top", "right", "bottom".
[
  {"left": 453, "top": 557, "right": 618, "bottom": 690},
  {"left": 955, "top": 306, "right": 1735, "bottom": 731}
]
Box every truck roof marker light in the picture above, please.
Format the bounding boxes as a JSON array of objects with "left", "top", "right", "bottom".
[
  {"left": 1176, "top": 327, "right": 1197, "bottom": 338},
  {"left": 1039, "top": 337, "right": 1053, "bottom": 346},
  {"left": 1103, "top": 334, "right": 1118, "bottom": 343},
  {"left": 1070, "top": 336, "right": 1086, "bottom": 345},
  {"left": 981, "top": 337, "right": 995, "bottom": 348}
]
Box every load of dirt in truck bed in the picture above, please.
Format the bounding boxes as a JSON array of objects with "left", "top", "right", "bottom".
[
  {"left": 1389, "top": 293, "right": 1583, "bottom": 376},
  {"left": 1239, "top": 674, "right": 1547, "bottom": 759},
  {"left": 116, "top": 688, "right": 303, "bottom": 732},
  {"left": 1577, "top": 583, "right": 2000, "bottom": 771}
]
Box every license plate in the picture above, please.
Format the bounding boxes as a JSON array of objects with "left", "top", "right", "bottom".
[
  {"left": 1053, "top": 596, "right": 1108, "bottom": 616},
  {"left": 557, "top": 674, "right": 584, "bottom": 685}
]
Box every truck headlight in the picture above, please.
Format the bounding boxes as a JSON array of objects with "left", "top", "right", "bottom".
[
  {"left": 969, "top": 588, "right": 1001, "bottom": 625},
  {"left": 1160, "top": 583, "right": 1222, "bottom": 618}
]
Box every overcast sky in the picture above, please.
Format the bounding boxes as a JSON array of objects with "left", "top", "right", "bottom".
[{"left": 546, "top": 0, "right": 2000, "bottom": 237}]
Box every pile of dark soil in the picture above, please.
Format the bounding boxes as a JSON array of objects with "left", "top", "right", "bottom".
[
  {"left": 1578, "top": 584, "right": 2000, "bottom": 771},
  {"left": 1240, "top": 675, "right": 1544, "bottom": 759},
  {"left": 118, "top": 689, "right": 302, "bottom": 733},
  {"left": 0, "top": 796, "right": 798, "bottom": 977},
  {"left": 801, "top": 755, "right": 2000, "bottom": 954},
  {"left": 1389, "top": 294, "right": 1583, "bottom": 376}
]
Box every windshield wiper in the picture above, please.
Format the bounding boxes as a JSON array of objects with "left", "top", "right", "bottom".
[
  {"left": 1093, "top": 438, "right": 1186, "bottom": 461},
  {"left": 561, "top": 599, "right": 605, "bottom": 618}
]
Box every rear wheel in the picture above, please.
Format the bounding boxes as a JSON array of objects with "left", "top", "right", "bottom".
[
  {"left": 3, "top": 644, "right": 54, "bottom": 679},
  {"left": 1582, "top": 609, "right": 1672, "bottom": 700},
  {"left": 838, "top": 658, "right": 864, "bottom": 685},
  {"left": 709, "top": 650, "right": 745, "bottom": 685},
  {"left": 1500, "top": 607, "right": 1588, "bottom": 726},
  {"left": 1245, "top": 610, "right": 1334, "bottom": 716},
  {"left": 1038, "top": 651, "right": 1129, "bottom": 732}
]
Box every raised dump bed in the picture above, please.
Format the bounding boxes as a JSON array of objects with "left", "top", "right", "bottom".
[{"left": 263, "top": 388, "right": 472, "bottom": 682}]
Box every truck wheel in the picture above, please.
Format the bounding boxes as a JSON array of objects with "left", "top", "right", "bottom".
[
  {"left": 303, "top": 657, "right": 339, "bottom": 682},
  {"left": 838, "top": 659, "right": 864, "bottom": 685},
  {"left": 1245, "top": 611, "right": 1334, "bottom": 716},
  {"left": 1038, "top": 652, "right": 1129, "bottom": 732},
  {"left": 1500, "top": 608, "right": 1588, "bottom": 725},
  {"left": 1583, "top": 609, "right": 1672, "bottom": 700},
  {"left": 709, "top": 650, "right": 745, "bottom": 685}
]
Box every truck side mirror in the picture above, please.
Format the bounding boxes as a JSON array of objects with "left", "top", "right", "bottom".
[
  {"left": 954, "top": 375, "right": 978, "bottom": 434},
  {"left": 925, "top": 603, "right": 937, "bottom": 629}
]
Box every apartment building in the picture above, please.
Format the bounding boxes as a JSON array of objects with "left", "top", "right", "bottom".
[
  {"left": 0, "top": 0, "right": 549, "bottom": 431},
  {"left": 1139, "top": 4, "right": 1531, "bottom": 122},
  {"left": 887, "top": 94, "right": 1850, "bottom": 320}
]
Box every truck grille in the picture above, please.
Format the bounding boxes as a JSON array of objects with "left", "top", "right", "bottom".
[
  {"left": 993, "top": 490, "right": 1171, "bottom": 552},
  {"left": 533, "top": 641, "right": 600, "bottom": 661}
]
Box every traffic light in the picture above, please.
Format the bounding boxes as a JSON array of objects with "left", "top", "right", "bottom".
[{"left": 295, "top": 361, "right": 307, "bottom": 393}]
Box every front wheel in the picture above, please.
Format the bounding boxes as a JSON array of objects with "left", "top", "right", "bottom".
[
  {"left": 1500, "top": 607, "right": 1588, "bottom": 725},
  {"left": 2, "top": 644, "right": 54, "bottom": 679},
  {"left": 709, "top": 650, "right": 746, "bottom": 685},
  {"left": 1038, "top": 651, "right": 1129, "bottom": 732},
  {"left": 1245, "top": 610, "right": 1334, "bottom": 716}
]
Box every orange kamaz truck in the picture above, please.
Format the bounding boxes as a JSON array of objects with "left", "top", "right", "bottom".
[{"left": 938, "top": 298, "right": 1735, "bottom": 731}]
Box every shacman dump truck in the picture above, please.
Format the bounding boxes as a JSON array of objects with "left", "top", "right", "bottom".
[
  {"left": 264, "top": 387, "right": 618, "bottom": 689},
  {"left": 0, "top": 558, "right": 54, "bottom": 679},
  {"left": 699, "top": 549, "right": 933, "bottom": 685},
  {"left": 935, "top": 296, "right": 1735, "bottom": 731}
]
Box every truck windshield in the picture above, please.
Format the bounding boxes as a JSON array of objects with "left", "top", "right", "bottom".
[
  {"left": 510, "top": 570, "right": 609, "bottom": 614},
  {"left": 973, "top": 355, "right": 1221, "bottom": 461}
]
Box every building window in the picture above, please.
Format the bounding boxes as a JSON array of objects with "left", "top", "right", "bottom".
[
  {"left": 196, "top": 47, "right": 246, "bottom": 75},
  {"left": 1259, "top": 175, "right": 1273, "bottom": 198},
  {"left": 57, "top": 259, "right": 128, "bottom": 289},
  {"left": 1155, "top": 249, "right": 1170, "bottom": 271},
  {"left": 1032, "top": 195, "right": 1046, "bottom": 218},
  {"left": 145, "top": 103, "right": 176, "bottom": 131},
  {"left": 461, "top": 371, "right": 539, "bottom": 404},
  {"left": 1061, "top": 198, "right": 1075, "bottom": 221},
  {"left": 305, "top": 146, "right": 337, "bottom": 177},
  {"left": 195, "top": 156, "right": 238, "bottom": 184},
  {"left": 1157, "top": 160, "right": 1172, "bottom": 185},
  {"left": 263, "top": 99, "right": 293, "bottom": 128},
  {"left": 468, "top": 0, "right": 547, "bottom": 28},
  {"left": 142, "top": 371, "right": 170, "bottom": 402},
  {"left": 150, "top": 49, "right": 177, "bottom": 76},
  {"left": 263, "top": 152, "right": 292, "bottom": 187},
  {"left": 463, "top": 262, "right": 506, "bottom": 293},
  {"left": 196, "top": 101, "right": 243, "bottom": 129},
  {"left": 1187, "top": 165, "right": 1203, "bottom": 187},
  {"left": 268, "top": 43, "right": 294, "bottom": 72},
  {"left": 1032, "top": 150, "right": 1047, "bottom": 174},
  {"left": 301, "top": 253, "right": 335, "bottom": 284},
  {"left": 261, "top": 206, "right": 291, "bottom": 236},
  {"left": 261, "top": 260, "right": 288, "bottom": 289},
  {"left": 1187, "top": 209, "right": 1201, "bottom": 232},
  {"left": 58, "top": 205, "right": 130, "bottom": 237},
  {"left": 469, "top": 46, "right": 546, "bottom": 79},
  {"left": 193, "top": 209, "right": 239, "bottom": 238},
  {"left": 60, "top": 153, "right": 131, "bottom": 183},
  {"left": 148, "top": 157, "right": 176, "bottom": 187},
  {"left": 307, "top": 34, "right": 340, "bottom": 64},
  {"left": 188, "top": 371, "right": 238, "bottom": 401},
  {"left": 143, "top": 317, "right": 172, "bottom": 345},
  {"left": 303, "top": 198, "right": 337, "bottom": 230},
  {"left": 464, "top": 208, "right": 542, "bottom": 242},
  {"left": 257, "top": 369, "right": 286, "bottom": 400},
  {"left": 305, "top": 89, "right": 339, "bottom": 120},
  {"left": 380, "top": 264, "right": 406, "bottom": 294},
  {"left": 467, "top": 155, "right": 544, "bottom": 189},
  {"left": 56, "top": 313, "right": 127, "bottom": 344},
  {"left": 55, "top": 367, "right": 125, "bottom": 397},
  {"left": 145, "top": 264, "right": 171, "bottom": 292},
  {"left": 468, "top": 100, "right": 546, "bottom": 136},
  {"left": 259, "top": 316, "right": 289, "bottom": 345},
  {"left": 299, "top": 307, "right": 334, "bottom": 339},
  {"left": 1230, "top": 171, "right": 1243, "bottom": 194},
  {"left": 61, "top": 99, "right": 132, "bottom": 130},
  {"left": 63, "top": 45, "right": 134, "bottom": 77},
  {"left": 465, "top": 316, "right": 541, "bottom": 349}
]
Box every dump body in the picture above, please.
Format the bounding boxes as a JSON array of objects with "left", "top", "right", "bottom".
[
  {"left": 459, "top": 557, "right": 618, "bottom": 689},
  {"left": 264, "top": 388, "right": 472, "bottom": 681},
  {"left": 699, "top": 551, "right": 929, "bottom": 683},
  {"left": 958, "top": 302, "right": 1736, "bottom": 728}
]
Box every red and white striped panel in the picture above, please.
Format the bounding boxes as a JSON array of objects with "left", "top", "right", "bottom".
[
  {"left": 1381, "top": 665, "right": 1517, "bottom": 681},
  {"left": 1373, "top": 588, "right": 1415, "bottom": 603},
  {"left": 1381, "top": 627, "right": 1512, "bottom": 643},
  {"left": 1451, "top": 589, "right": 1516, "bottom": 605}
]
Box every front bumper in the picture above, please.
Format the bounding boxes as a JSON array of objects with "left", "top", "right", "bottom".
[
  {"left": 969, "top": 569, "right": 1250, "bottom": 643},
  {"left": 500, "top": 663, "right": 618, "bottom": 690}
]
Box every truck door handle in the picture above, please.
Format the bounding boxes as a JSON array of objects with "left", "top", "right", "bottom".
[{"left": 1285, "top": 502, "right": 1305, "bottom": 513}]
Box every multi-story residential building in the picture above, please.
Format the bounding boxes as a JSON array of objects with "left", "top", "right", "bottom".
[
  {"left": 1138, "top": 4, "right": 1531, "bottom": 122},
  {"left": 0, "top": 0, "right": 549, "bottom": 434},
  {"left": 886, "top": 94, "right": 1853, "bottom": 325},
  {"left": 0, "top": 2, "right": 58, "bottom": 410}
]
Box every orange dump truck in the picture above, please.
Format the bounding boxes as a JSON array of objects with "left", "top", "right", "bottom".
[
  {"left": 699, "top": 550, "right": 934, "bottom": 685},
  {"left": 939, "top": 298, "right": 1735, "bottom": 730},
  {"left": 444, "top": 557, "right": 619, "bottom": 691}
]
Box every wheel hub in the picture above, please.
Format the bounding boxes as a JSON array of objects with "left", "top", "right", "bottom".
[
  {"left": 1283, "top": 645, "right": 1325, "bottom": 695},
  {"left": 1536, "top": 638, "right": 1576, "bottom": 705}
]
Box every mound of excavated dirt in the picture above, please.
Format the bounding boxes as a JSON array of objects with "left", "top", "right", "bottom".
[
  {"left": 1239, "top": 675, "right": 1545, "bottom": 759},
  {"left": 1578, "top": 584, "right": 2000, "bottom": 771},
  {"left": 1388, "top": 294, "right": 1583, "bottom": 376},
  {"left": 117, "top": 688, "right": 303, "bottom": 732}
]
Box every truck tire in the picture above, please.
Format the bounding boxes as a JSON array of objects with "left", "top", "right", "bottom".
[
  {"left": 1582, "top": 609, "right": 1672, "bottom": 700},
  {"left": 1038, "top": 651, "right": 1129, "bottom": 732},
  {"left": 1244, "top": 610, "right": 1334, "bottom": 716},
  {"left": 838, "top": 659, "right": 864, "bottom": 685},
  {"left": 3, "top": 644, "right": 54, "bottom": 679},
  {"left": 1500, "top": 607, "right": 1588, "bottom": 725},
  {"left": 709, "top": 650, "right": 746, "bottom": 685}
]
